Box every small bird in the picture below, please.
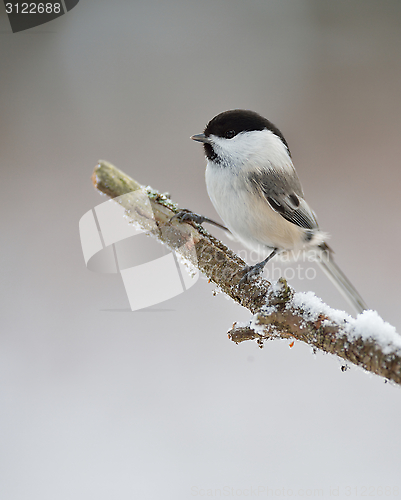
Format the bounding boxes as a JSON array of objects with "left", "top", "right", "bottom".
[{"left": 176, "top": 109, "right": 367, "bottom": 314}]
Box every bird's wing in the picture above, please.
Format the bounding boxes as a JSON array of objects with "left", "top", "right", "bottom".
[{"left": 248, "top": 170, "right": 319, "bottom": 230}]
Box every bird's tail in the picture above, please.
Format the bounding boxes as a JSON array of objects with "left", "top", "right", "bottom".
[{"left": 317, "top": 243, "right": 368, "bottom": 314}]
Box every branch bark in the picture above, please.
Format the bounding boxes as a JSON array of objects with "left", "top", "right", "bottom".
[{"left": 92, "top": 160, "right": 401, "bottom": 386}]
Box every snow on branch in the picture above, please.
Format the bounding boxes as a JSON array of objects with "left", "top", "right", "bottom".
[{"left": 92, "top": 160, "right": 401, "bottom": 386}]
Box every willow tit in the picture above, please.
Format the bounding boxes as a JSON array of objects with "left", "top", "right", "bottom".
[{"left": 178, "top": 109, "right": 367, "bottom": 314}]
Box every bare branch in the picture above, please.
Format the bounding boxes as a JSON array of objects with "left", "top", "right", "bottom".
[{"left": 92, "top": 160, "right": 401, "bottom": 386}]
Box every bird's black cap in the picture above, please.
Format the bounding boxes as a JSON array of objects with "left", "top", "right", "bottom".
[{"left": 204, "top": 109, "right": 290, "bottom": 153}]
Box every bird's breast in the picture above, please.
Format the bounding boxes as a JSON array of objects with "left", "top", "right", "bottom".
[{"left": 205, "top": 162, "right": 309, "bottom": 253}]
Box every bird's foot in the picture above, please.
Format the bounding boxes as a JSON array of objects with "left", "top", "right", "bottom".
[
  {"left": 238, "top": 262, "right": 266, "bottom": 285},
  {"left": 237, "top": 249, "right": 279, "bottom": 285},
  {"left": 170, "top": 210, "right": 207, "bottom": 225},
  {"left": 171, "top": 210, "right": 229, "bottom": 231}
]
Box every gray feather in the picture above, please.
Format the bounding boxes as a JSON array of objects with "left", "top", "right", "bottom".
[{"left": 248, "top": 171, "right": 319, "bottom": 231}]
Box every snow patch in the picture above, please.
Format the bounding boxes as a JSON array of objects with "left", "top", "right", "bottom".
[{"left": 291, "top": 291, "right": 401, "bottom": 355}]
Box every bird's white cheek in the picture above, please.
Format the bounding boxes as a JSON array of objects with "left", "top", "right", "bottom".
[
  {"left": 211, "top": 134, "right": 254, "bottom": 166},
  {"left": 210, "top": 129, "right": 295, "bottom": 175}
]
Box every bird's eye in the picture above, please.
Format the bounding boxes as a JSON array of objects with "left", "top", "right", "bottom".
[{"left": 225, "top": 130, "right": 236, "bottom": 139}]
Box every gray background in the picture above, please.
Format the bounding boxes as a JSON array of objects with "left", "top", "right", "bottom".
[{"left": 1, "top": 1, "right": 401, "bottom": 498}]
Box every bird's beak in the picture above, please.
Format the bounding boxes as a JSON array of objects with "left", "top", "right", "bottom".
[{"left": 191, "top": 133, "right": 210, "bottom": 144}]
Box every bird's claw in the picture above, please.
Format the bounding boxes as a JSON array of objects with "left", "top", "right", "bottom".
[
  {"left": 171, "top": 210, "right": 206, "bottom": 225},
  {"left": 238, "top": 263, "right": 265, "bottom": 285}
]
